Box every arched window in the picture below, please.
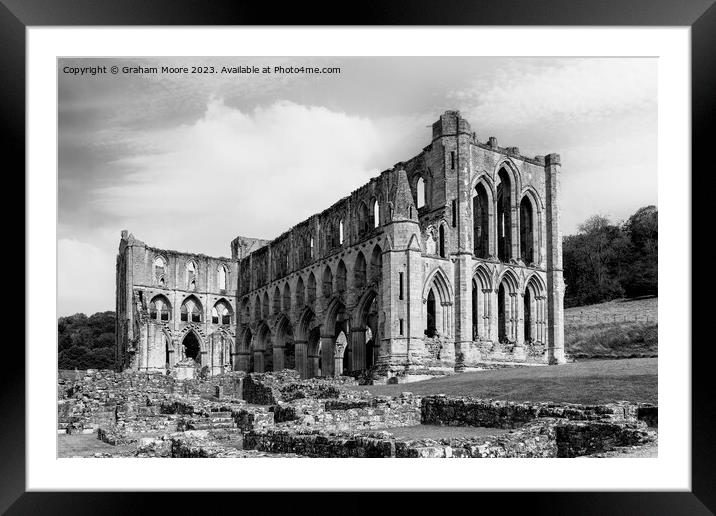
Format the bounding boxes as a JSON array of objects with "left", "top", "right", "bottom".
[
  {"left": 153, "top": 257, "right": 166, "bottom": 286},
  {"left": 322, "top": 266, "right": 333, "bottom": 298},
  {"left": 496, "top": 167, "right": 513, "bottom": 262},
  {"left": 358, "top": 201, "right": 370, "bottom": 237},
  {"left": 186, "top": 260, "right": 197, "bottom": 290},
  {"left": 520, "top": 196, "right": 535, "bottom": 264},
  {"left": 473, "top": 183, "right": 490, "bottom": 258},
  {"left": 439, "top": 224, "right": 446, "bottom": 258},
  {"left": 180, "top": 296, "right": 202, "bottom": 323},
  {"left": 426, "top": 288, "right": 436, "bottom": 337},
  {"left": 372, "top": 199, "right": 380, "bottom": 228},
  {"left": 339, "top": 220, "right": 344, "bottom": 245},
  {"left": 417, "top": 178, "right": 426, "bottom": 208},
  {"left": 336, "top": 260, "right": 347, "bottom": 294},
  {"left": 310, "top": 237, "right": 314, "bottom": 258},
  {"left": 212, "top": 300, "right": 233, "bottom": 325},
  {"left": 307, "top": 272, "right": 317, "bottom": 304},
  {"left": 149, "top": 295, "right": 171, "bottom": 321},
  {"left": 218, "top": 266, "right": 227, "bottom": 291}
]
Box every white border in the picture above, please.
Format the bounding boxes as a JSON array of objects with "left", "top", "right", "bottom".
[{"left": 28, "top": 27, "right": 690, "bottom": 491}]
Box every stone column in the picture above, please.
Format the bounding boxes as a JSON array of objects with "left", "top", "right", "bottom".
[
  {"left": 273, "top": 346, "right": 285, "bottom": 372},
  {"left": 253, "top": 351, "right": 265, "bottom": 373},
  {"left": 320, "top": 335, "right": 335, "bottom": 377},
  {"left": 515, "top": 292, "right": 525, "bottom": 346},
  {"left": 350, "top": 328, "right": 366, "bottom": 372},
  {"left": 545, "top": 154, "right": 566, "bottom": 364},
  {"left": 308, "top": 353, "right": 320, "bottom": 378},
  {"left": 294, "top": 340, "right": 308, "bottom": 378},
  {"left": 236, "top": 352, "right": 250, "bottom": 372},
  {"left": 489, "top": 289, "right": 499, "bottom": 343},
  {"left": 511, "top": 203, "right": 519, "bottom": 262}
]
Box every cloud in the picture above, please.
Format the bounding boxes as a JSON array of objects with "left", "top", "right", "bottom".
[
  {"left": 58, "top": 238, "right": 116, "bottom": 315},
  {"left": 452, "top": 59, "right": 657, "bottom": 130},
  {"left": 92, "top": 100, "right": 410, "bottom": 256}
]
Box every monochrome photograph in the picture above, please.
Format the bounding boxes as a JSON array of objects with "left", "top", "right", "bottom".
[{"left": 57, "top": 56, "right": 658, "bottom": 459}]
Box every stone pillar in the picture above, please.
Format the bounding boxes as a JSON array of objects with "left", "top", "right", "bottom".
[
  {"left": 545, "top": 153, "right": 566, "bottom": 364},
  {"left": 515, "top": 292, "right": 524, "bottom": 346},
  {"left": 236, "top": 352, "right": 250, "bottom": 372},
  {"left": 308, "top": 353, "right": 320, "bottom": 378},
  {"left": 320, "top": 335, "right": 334, "bottom": 377},
  {"left": 489, "top": 289, "right": 499, "bottom": 343},
  {"left": 273, "top": 346, "right": 285, "bottom": 372},
  {"left": 350, "top": 328, "right": 366, "bottom": 372},
  {"left": 294, "top": 340, "right": 308, "bottom": 378},
  {"left": 511, "top": 203, "right": 519, "bottom": 262},
  {"left": 253, "top": 351, "right": 265, "bottom": 373},
  {"left": 453, "top": 254, "right": 472, "bottom": 370}
]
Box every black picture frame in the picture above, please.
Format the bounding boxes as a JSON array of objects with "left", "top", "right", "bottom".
[{"left": 3, "top": 1, "right": 713, "bottom": 513}]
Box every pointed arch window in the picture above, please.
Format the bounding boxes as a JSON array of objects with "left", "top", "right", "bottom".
[
  {"left": 218, "top": 266, "right": 227, "bottom": 291},
  {"left": 212, "top": 300, "right": 232, "bottom": 325},
  {"left": 373, "top": 199, "right": 380, "bottom": 228},
  {"left": 416, "top": 178, "right": 426, "bottom": 208},
  {"left": 181, "top": 297, "right": 202, "bottom": 323},
  {"left": 149, "top": 296, "right": 171, "bottom": 321},
  {"left": 153, "top": 257, "right": 166, "bottom": 286},
  {"left": 339, "top": 219, "right": 345, "bottom": 245},
  {"left": 186, "top": 261, "right": 197, "bottom": 291}
]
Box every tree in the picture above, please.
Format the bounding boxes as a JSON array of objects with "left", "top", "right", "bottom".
[
  {"left": 563, "top": 206, "right": 658, "bottom": 307},
  {"left": 57, "top": 311, "right": 116, "bottom": 370}
]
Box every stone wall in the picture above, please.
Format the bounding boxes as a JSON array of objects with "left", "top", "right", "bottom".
[
  {"left": 58, "top": 369, "right": 245, "bottom": 434},
  {"left": 421, "top": 395, "right": 641, "bottom": 428},
  {"left": 242, "top": 370, "right": 356, "bottom": 405}
]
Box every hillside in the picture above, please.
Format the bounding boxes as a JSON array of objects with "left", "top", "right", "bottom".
[{"left": 565, "top": 297, "right": 657, "bottom": 360}]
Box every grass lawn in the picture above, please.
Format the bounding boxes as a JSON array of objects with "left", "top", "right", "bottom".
[
  {"left": 57, "top": 433, "right": 135, "bottom": 458},
  {"left": 348, "top": 358, "right": 657, "bottom": 404},
  {"left": 364, "top": 425, "right": 511, "bottom": 441},
  {"left": 565, "top": 297, "right": 657, "bottom": 359}
]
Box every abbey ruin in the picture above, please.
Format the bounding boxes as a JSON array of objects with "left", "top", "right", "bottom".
[{"left": 115, "top": 110, "right": 566, "bottom": 382}]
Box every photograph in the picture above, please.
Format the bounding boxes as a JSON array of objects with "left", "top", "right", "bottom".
[{"left": 56, "top": 55, "right": 659, "bottom": 460}]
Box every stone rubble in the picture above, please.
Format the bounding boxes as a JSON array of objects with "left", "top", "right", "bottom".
[{"left": 58, "top": 369, "right": 657, "bottom": 458}]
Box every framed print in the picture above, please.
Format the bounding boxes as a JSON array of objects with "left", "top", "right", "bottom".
[{"left": 4, "top": 0, "right": 714, "bottom": 513}]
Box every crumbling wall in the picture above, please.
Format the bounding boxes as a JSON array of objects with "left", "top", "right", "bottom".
[{"left": 421, "top": 396, "right": 641, "bottom": 429}]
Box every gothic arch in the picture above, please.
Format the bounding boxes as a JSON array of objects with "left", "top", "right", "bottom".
[
  {"left": 148, "top": 294, "right": 171, "bottom": 322},
  {"left": 370, "top": 243, "right": 383, "bottom": 285},
  {"left": 472, "top": 264, "right": 493, "bottom": 341},
  {"left": 296, "top": 307, "right": 318, "bottom": 342},
  {"left": 307, "top": 271, "right": 317, "bottom": 304},
  {"left": 351, "top": 288, "right": 379, "bottom": 328},
  {"left": 493, "top": 158, "right": 522, "bottom": 194},
  {"left": 336, "top": 260, "right": 347, "bottom": 294},
  {"left": 422, "top": 266, "right": 454, "bottom": 303},
  {"left": 262, "top": 291, "right": 270, "bottom": 319},
  {"left": 180, "top": 295, "right": 203, "bottom": 323},
  {"left": 295, "top": 275, "right": 306, "bottom": 308},
  {"left": 353, "top": 251, "right": 367, "bottom": 290},
  {"left": 519, "top": 187, "right": 544, "bottom": 265},
  {"left": 322, "top": 265, "right": 333, "bottom": 298},
  {"left": 472, "top": 175, "right": 496, "bottom": 259},
  {"left": 322, "top": 296, "right": 347, "bottom": 332},
  {"left": 272, "top": 286, "right": 281, "bottom": 314},
  {"left": 497, "top": 268, "right": 520, "bottom": 293},
  {"left": 423, "top": 266, "right": 454, "bottom": 339},
  {"left": 212, "top": 298, "right": 233, "bottom": 325}
]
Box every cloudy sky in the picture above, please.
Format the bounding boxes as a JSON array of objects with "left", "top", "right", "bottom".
[{"left": 58, "top": 56, "right": 657, "bottom": 316}]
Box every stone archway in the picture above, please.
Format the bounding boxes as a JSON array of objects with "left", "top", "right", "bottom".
[{"left": 182, "top": 330, "right": 202, "bottom": 366}]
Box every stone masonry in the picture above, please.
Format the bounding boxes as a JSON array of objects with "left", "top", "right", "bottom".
[{"left": 116, "top": 110, "right": 566, "bottom": 380}]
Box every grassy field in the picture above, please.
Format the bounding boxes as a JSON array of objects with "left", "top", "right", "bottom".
[
  {"left": 565, "top": 297, "right": 657, "bottom": 360},
  {"left": 349, "top": 358, "right": 657, "bottom": 404}
]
